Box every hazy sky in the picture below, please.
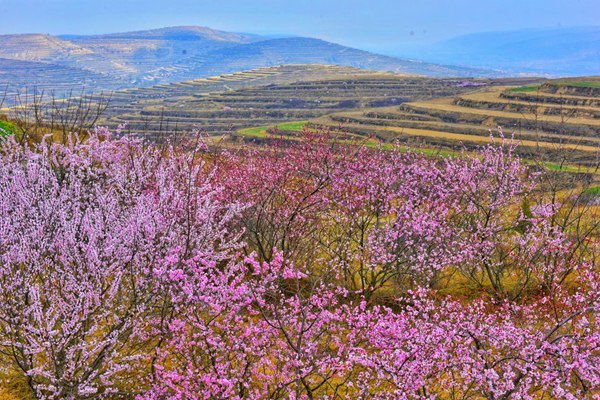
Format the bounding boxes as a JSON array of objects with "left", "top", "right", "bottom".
[{"left": 1, "top": 0, "right": 599, "bottom": 52}]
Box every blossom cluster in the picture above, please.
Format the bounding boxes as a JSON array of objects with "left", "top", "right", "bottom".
[{"left": 0, "top": 128, "right": 597, "bottom": 399}]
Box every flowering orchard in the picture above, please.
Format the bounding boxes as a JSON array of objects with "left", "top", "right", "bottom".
[{"left": 0, "top": 128, "right": 597, "bottom": 399}]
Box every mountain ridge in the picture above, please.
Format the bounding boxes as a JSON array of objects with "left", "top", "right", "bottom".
[
  {"left": 59, "top": 25, "right": 263, "bottom": 42},
  {"left": 191, "top": 37, "right": 493, "bottom": 77},
  {"left": 0, "top": 25, "right": 498, "bottom": 82}
]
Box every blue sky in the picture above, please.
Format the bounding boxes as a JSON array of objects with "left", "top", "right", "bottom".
[{"left": 1, "top": 0, "right": 599, "bottom": 52}]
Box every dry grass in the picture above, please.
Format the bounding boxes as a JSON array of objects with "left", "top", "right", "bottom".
[
  {"left": 460, "top": 88, "right": 600, "bottom": 113},
  {"left": 407, "top": 98, "right": 600, "bottom": 126}
]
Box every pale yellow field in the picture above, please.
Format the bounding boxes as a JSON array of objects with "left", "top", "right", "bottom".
[
  {"left": 407, "top": 98, "right": 600, "bottom": 126},
  {"left": 459, "top": 88, "right": 600, "bottom": 114}
]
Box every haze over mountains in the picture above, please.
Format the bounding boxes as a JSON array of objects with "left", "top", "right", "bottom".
[{"left": 393, "top": 26, "right": 600, "bottom": 76}]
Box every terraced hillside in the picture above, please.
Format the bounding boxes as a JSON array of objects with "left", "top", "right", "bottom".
[
  {"left": 0, "top": 58, "right": 122, "bottom": 106},
  {"left": 0, "top": 34, "right": 133, "bottom": 79},
  {"left": 310, "top": 78, "right": 600, "bottom": 167},
  {"left": 92, "top": 65, "right": 496, "bottom": 138},
  {"left": 0, "top": 34, "right": 93, "bottom": 62}
]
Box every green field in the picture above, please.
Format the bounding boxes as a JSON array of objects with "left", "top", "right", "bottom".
[
  {"left": 541, "top": 162, "right": 598, "bottom": 174},
  {"left": 0, "top": 120, "right": 16, "bottom": 136},
  {"left": 237, "top": 121, "right": 310, "bottom": 138},
  {"left": 582, "top": 185, "right": 600, "bottom": 196},
  {"left": 555, "top": 81, "right": 600, "bottom": 88},
  {"left": 238, "top": 121, "right": 471, "bottom": 158},
  {"left": 507, "top": 85, "right": 540, "bottom": 93}
]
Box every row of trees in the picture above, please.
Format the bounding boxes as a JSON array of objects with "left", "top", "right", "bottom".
[{"left": 0, "top": 127, "right": 597, "bottom": 399}]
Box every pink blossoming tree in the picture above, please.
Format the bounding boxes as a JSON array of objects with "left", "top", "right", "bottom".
[{"left": 0, "top": 129, "right": 241, "bottom": 399}]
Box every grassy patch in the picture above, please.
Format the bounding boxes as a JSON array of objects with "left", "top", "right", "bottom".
[
  {"left": 237, "top": 121, "right": 309, "bottom": 138},
  {"left": 582, "top": 185, "right": 600, "bottom": 197},
  {"left": 0, "top": 120, "right": 16, "bottom": 136},
  {"left": 541, "top": 162, "right": 597, "bottom": 173},
  {"left": 543, "top": 162, "right": 574, "bottom": 172},
  {"left": 273, "top": 121, "right": 309, "bottom": 132},
  {"left": 507, "top": 85, "right": 540, "bottom": 93},
  {"left": 555, "top": 81, "right": 600, "bottom": 88},
  {"left": 239, "top": 121, "right": 463, "bottom": 157},
  {"left": 237, "top": 125, "right": 270, "bottom": 138}
]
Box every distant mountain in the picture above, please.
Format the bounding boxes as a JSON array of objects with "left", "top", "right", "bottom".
[
  {"left": 0, "top": 33, "right": 93, "bottom": 61},
  {"left": 62, "top": 26, "right": 262, "bottom": 42},
  {"left": 396, "top": 26, "right": 600, "bottom": 76},
  {"left": 0, "top": 33, "right": 140, "bottom": 77},
  {"left": 0, "top": 26, "right": 496, "bottom": 90},
  {"left": 182, "top": 37, "right": 493, "bottom": 78}
]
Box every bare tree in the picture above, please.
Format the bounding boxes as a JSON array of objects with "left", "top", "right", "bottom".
[
  {"left": 0, "top": 84, "right": 7, "bottom": 110},
  {"left": 8, "top": 87, "right": 111, "bottom": 144}
]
